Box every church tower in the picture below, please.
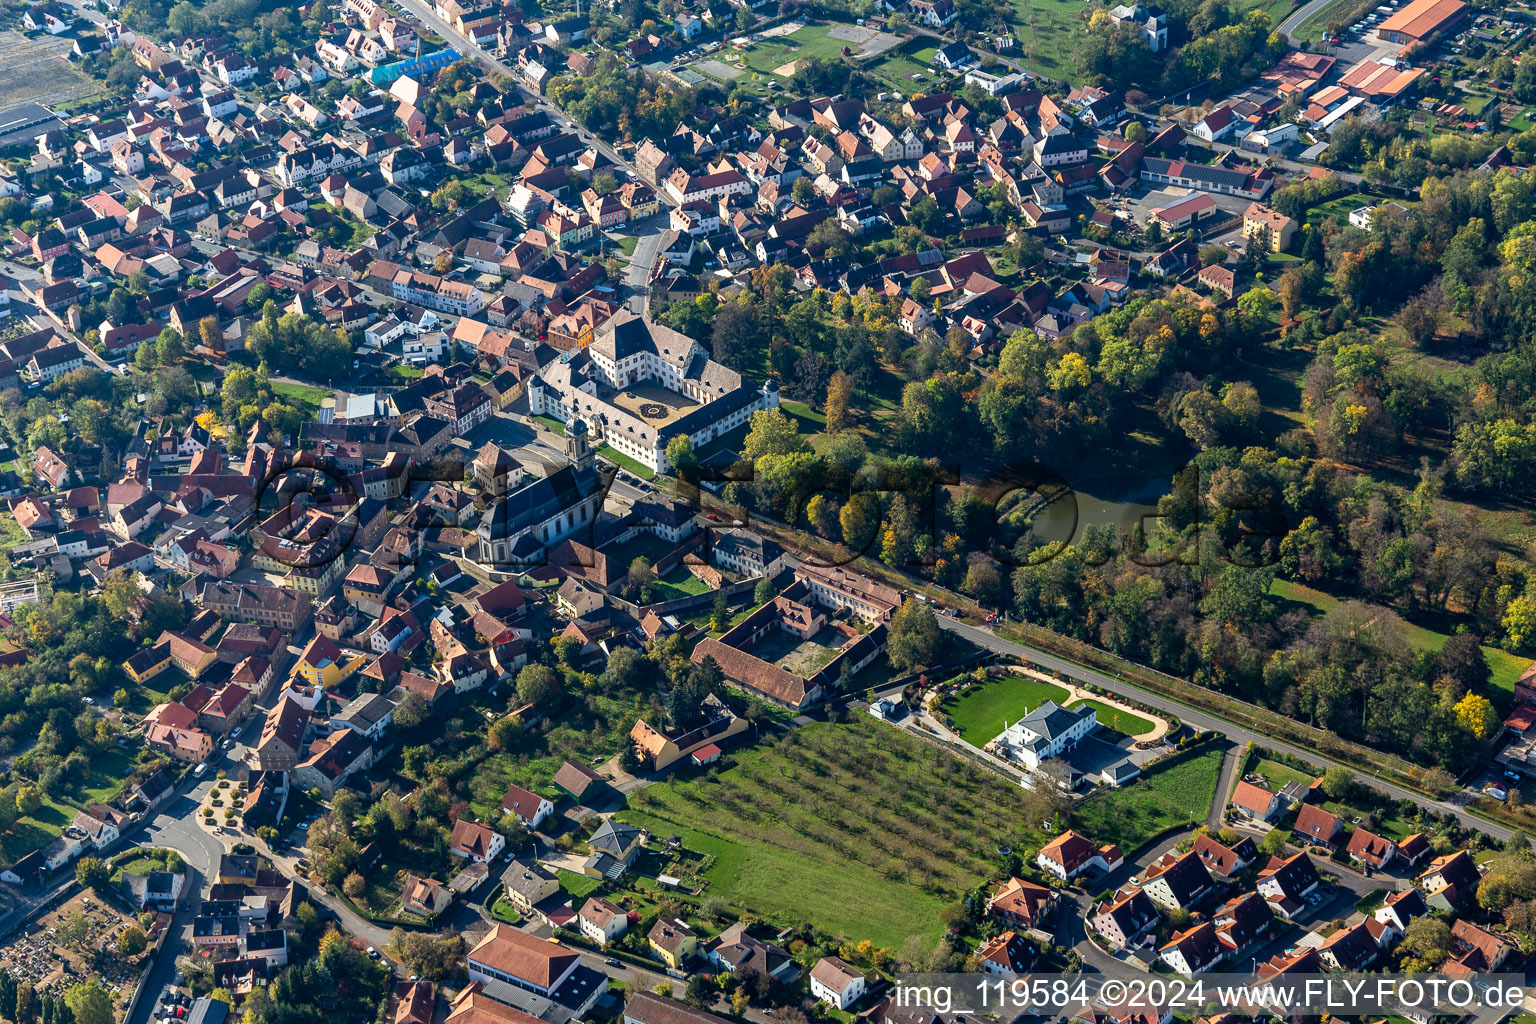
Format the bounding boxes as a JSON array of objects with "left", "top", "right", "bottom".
[{"left": 566, "top": 417, "right": 594, "bottom": 472}]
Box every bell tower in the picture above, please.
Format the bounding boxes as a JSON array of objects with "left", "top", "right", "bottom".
[{"left": 566, "top": 417, "right": 594, "bottom": 472}]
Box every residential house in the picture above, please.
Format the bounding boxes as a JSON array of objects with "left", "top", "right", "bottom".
[
  {"left": 578, "top": 896, "right": 629, "bottom": 945},
  {"left": 1292, "top": 803, "right": 1343, "bottom": 848},
  {"left": 1230, "top": 780, "right": 1285, "bottom": 822},
  {"left": 986, "top": 876, "right": 1056, "bottom": 931},
  {"left": 1256, "top": 852, "right": 1321, "bottom": 919},
  {"left": 1091, "top": 888, "right": 1160, "bottom": 950},
  {"left": 648, "top": 918, "right": 698, "bottom": 969},
  {"left": 1037, "top": 830, "right": 1123, "bottom": 881},
  {"left": 450, "top": 819, "right": 506, "bottom": 863},
  {"left": 1141, "top": 850, "right": 1215, "bottom": 911},
  {"left": 1159, "top": 922, "right": 1225, "bottom": 975},
  {"left": 809, "top": 956, "right": 865, "bottom": 1010},
  {"left": 1343, "top": 828, "right": 1396, "bottom": 870},
  {"left": 500, "top": 783, "right": 553, "bottom": 830}
]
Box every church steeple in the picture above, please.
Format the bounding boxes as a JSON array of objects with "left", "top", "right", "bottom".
[{"left": 567, "top": 417, "right": 593, "bottom": 472}]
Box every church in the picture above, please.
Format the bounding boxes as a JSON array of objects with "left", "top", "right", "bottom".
[{"left": 475, "top": 422, "right": 608, "bottom": 567}]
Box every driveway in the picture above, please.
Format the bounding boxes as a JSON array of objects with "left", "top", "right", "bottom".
[{"left": 936, "top": 617, "right": 1520, "bottom": 844}]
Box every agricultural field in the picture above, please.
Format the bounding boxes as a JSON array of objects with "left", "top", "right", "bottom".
[
  {"left": 619, "top": 716, "right": 1048, "bottom": 949},
  {"left": 0, "top": 32, "right": 95, "bottom": 113},
  {"left": 1073, "top": 747, "right": 1224, "bottom": 852},
  {"left": 943, "top": 674, "right": 1071, "bottom": 747}
]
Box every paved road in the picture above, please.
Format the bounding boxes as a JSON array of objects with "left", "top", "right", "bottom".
[
  {"left": 935, "top": 618, "right": 1517, "bottom": 842},
  {"left": 1209, "top": 746, "right": 1241, "bottom": 828},
  {"left": 624, "top": 217, "right": 670, "bottom": 314},
  {"left": 1277, "top": 0, "right": 1339, "bottom": 43}
]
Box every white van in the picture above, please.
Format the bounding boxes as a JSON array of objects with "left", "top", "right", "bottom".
[{"left": 193, "top": 763, "right": 207, "bottom": 778}]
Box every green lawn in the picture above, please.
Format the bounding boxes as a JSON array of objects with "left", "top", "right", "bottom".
[
  {"left": 77, "top": 747, "right": 135, "bottom": 804},
  {"left": 601, "top": 533, "right": 682, "bottom": 570},
  {"left": 779, "top": 400, "right": 826, "bottom": 432},
  {"left": 1322, "top": 798, "right": 1419, "bottom": 841},
  {"left": 489, "top": 896, "right": 522, "bottom": 923},
  {"left": 684, "top": 603, "right": 757, "bottom": 637},
  {"left": 269, "top": 379, "right": 330, "bottom": 416},
  {"left": 613, "top": 236, "right": 639, "bottom": 257},
  {"left": 1304, "top": 193, "right": 1372, "bottom": 229},
  {"left": 943, "top": 675, "right": 1071, "bottom": 748},
  {"left": 1073, "top": 747, "right": 1225, "bottom": 852},
  {"left": 620, "top": 716, "right": 1048, "bottom": 949},
  {"left": 598, "top": 445, "right": 656, "bottom": 479},
  {"left": 1291, "top": 0, "right": 1360, "bottom": 41},
  {"left": 1272, "top": 579, "right": 1528, "bottom": 694},
  {"left": 1248, "top": 755, "right": 1315, "bottom": 793},
  {"left": 110, "top": 847, "right": 180, "bottom": 883},
  {"left": 559, "top": 868, "right": 602, "bottom": 900},
  {"left": 867, "top": 46, "right": 937, "bottom": 91},
  {"left": 653, "top": 564, "right": 711, "bottom": 601},
  {"left": 533, "top": 414, "right": 566, "bottom": 435},
  {"left": 738, "top": 22, "right": 859, "bottom": 75},
  {"left": 0, "top": 797, "right": 74, "bottom": 868},
  {"left": 1077, "top": 700, "right": 1157, "bottom": 737}
]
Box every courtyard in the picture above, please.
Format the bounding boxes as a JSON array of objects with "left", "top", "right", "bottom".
[
  {"left": 606, "top": 380, "right": 700, "bottom": 428},
  {"left": 745, "top": 625, "right": 846, "bottom": 675}
]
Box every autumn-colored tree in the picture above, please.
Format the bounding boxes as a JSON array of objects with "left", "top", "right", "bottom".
[
  {"left": 198, "top": 315, "right": 221, "bottom": 352},
  {"left": 825, "top": 370, "right": 854, "bottom": 433},
  {"left": 1455, "top": 692, "right": 1498, "bottom": 738}
]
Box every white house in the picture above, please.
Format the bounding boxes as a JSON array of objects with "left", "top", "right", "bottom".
[
  {"left": 809, "top": 957, "right": 865, "bottom": 1010},
  {"left": 450, "top": 819, "right": 506, "bottom": 863},
  {"left": 990, "top": 701, "right": 1096, "bottom": 771},
  {"left": 578, "top": 896, "right": 630, "bottom": 945},
  {"left": 1191, "top": 106, "right": 1237, "bottom": 142},
  {"left": 1107, "top": 3, "right": 1167, "bottom": 50},
  {"left": 500, "top": 783, "right": 554, "bottom": 829},
  {"left": 1036, "top": 829, "right": 1122, "bottom": 880}
]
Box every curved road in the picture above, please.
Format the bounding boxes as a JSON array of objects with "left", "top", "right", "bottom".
[
  {"left": 935, "top": 618, "right": 1517, "bottom": 843},
  {"left": 1278, "top": 0, "right": 1337, "bottom": 43}
]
